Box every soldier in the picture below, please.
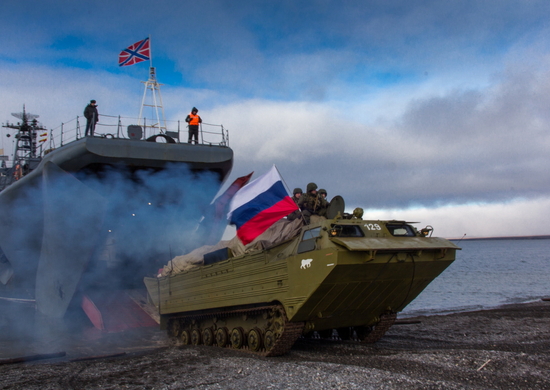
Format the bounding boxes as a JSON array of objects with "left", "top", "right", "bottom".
[
  {"left": 292, "top": 188, "right": 303, "bottom": 202},
  {"left": 298, "top": 182, "right": 328, "bottom": 224},
  {"left": 287, "top": 188, "right": 303, "bottom": 221},
  {"left": 352, "top": 207, "right": 364, "bottom": 220}
]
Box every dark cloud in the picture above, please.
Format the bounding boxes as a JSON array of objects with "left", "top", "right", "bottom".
[
  {"left": 4, "top": 0, "right": 549, "bottom": 99},
  {"left": 225, "top": 59, "right": 550, "bottom": 210}
]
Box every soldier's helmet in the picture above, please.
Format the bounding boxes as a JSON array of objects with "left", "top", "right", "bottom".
[
  {"left": 353, "top": 207, "right": 364, "bottom": 219},
  {"left": 306, "top": 182, "right": 318, "bottom": 192},
  {"left": 293, "top": 188, "right": 303, "bottom": 195},
  {"left": 318, "top": 189, "right": 327, "bottom": 196}
]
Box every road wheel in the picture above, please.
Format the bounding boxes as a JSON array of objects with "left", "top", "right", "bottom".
[
  {"left": 216, "top": 327, "right": 229, "bottom": 347},
  {"left": 248, "top": 328, "right": 263, "bottom": 352},
  {"left": 191, "top": 329, "right": 201, "bottom": 345},
  {"left": 180, "top": 330, "right": 190, "bottom": 345},
  {"left": 230, "top": 327, "right": 245, "bottom": 349},
  {"left": 202, "top": 328, "right": 214, "bottom": 346}
]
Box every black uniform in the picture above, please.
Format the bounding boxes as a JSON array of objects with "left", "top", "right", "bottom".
[{"left": 84, "top": 102, "right": 99, "bottom": 136}]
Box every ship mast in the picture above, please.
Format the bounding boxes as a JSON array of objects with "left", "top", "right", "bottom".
[
  {"left": 0, "top": 105, "right": 47, "bottom": 190},
  {"left": 2, "top": 105, "right": 46, "bottom": 169},
  {"left": 138, "top": 38, "right": 167, "bottom": 136}
]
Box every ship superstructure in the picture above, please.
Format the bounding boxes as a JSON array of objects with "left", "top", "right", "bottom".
[{"left": 1, "top": 106, "right": 48, "bottom": 191}]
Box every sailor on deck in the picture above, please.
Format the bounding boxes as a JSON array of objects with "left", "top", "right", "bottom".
[
  {"left": 84, "top": 100, "right": 99, "bottom": 137},
  {"left": 186, "top": 107, "right": 202, "bottom": 144}
]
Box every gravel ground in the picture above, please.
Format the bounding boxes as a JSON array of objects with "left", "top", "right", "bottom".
[{"left": 1, "top": 300, "right": 549, "bottom": 389}]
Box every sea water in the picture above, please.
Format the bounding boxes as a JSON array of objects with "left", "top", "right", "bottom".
[{"left": 400, "top": 238, "right": 550, "bottom": 317}]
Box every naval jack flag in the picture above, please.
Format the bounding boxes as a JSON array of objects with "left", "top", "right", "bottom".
[{"left": 118, "top": 37, "right": 150, "bottom": 67}]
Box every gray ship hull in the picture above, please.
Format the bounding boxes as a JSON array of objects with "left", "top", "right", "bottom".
[{"left": 0, "top": 136, "right": 233, "bottom": 317}]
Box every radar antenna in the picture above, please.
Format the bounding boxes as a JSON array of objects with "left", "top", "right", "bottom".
[
  {"left": 11, "top": 108, "right": 39, "bottom": 122},
  {"left": 2, "top": 105, "right": 47, "bottom": 169}
]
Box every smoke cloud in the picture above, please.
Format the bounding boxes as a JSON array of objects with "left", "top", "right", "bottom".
[{"left": 0, "top": 160, "right": 228, "bottom": 357}]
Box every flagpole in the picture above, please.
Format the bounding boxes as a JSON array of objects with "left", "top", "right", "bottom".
[
  {"left": 149, "top": 34, "right": 153, "bottom": 69},
  {"left": 138, "top": 35, "right": 167, "bottom": 134},
  {"left": 273, "top": 164, "right": 293, "bottom": 195}
]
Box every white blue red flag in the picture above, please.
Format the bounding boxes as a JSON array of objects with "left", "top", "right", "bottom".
[
  {"left": 228, "top": 166, "right": 298, "bottom": 245},
  {"left": 118, "top": 38, "right": 150, "bottom": 67}
]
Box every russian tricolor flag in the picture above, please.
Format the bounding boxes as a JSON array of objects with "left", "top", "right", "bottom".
[{"left": 228, "top": 166, "right": 298, "bottom": 245}]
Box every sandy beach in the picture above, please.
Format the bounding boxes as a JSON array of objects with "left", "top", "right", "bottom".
[{"left": 1, "top": 300, "right": 549, "bottom": 389}]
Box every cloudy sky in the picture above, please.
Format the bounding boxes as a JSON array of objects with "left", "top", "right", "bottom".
[{"left": 1, "top": 0, "right": 550, "bottom": 238}]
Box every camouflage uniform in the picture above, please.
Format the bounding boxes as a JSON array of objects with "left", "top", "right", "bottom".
[
  {"left": 298, "top": 183, "right": 328, "bottom": 224},
  {"left": 352, "top": 207, "right": 364, "bottom": 220},
  {"left": 287, "top": 188, "right": 303, "bottom": 221}
]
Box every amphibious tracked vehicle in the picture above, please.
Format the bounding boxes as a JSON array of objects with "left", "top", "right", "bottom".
[{"left": 145, "top": 205, "right": 459, "bottom": 356}]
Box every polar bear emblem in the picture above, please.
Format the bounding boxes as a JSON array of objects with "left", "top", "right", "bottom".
[{"left": 300, "top": 259, "right": 313, "bottom": 269}]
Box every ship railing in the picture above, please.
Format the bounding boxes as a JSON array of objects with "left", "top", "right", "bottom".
[{"left": 46, "top": 114, "right": 229, "bottom": 151}]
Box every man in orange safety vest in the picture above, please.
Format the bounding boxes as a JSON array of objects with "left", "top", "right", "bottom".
[{"left": 185, "top": 107, "right": 202, "bottom": 144}]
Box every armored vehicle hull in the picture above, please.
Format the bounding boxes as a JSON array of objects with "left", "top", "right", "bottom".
[{"left": 145, "top": 215, "right": 459, "bottom": 356}]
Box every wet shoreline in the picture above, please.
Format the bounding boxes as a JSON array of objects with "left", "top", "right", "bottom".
[{"left": 1, "top": 300, "right": 549, "bottom": 389}]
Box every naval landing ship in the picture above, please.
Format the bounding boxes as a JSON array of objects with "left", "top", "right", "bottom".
[{"left": 0, "top": 107, "right": 233, "bottom": 319}]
